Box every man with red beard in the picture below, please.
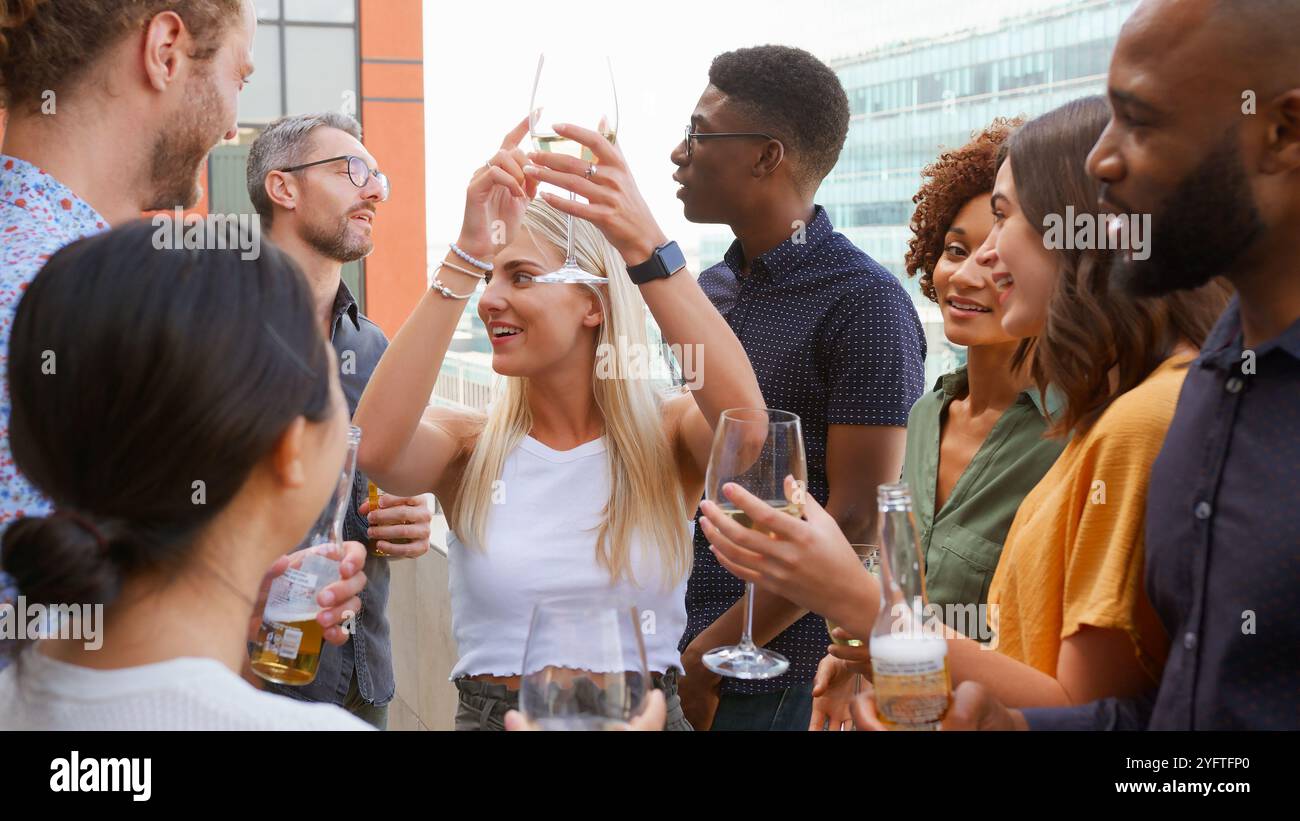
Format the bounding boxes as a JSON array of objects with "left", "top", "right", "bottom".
[
  {"left": 247, "top": 113, "right": 433, "bottom": 730},
  {"left": 0, "top": 1, "right": 366, "bottom": 670}
]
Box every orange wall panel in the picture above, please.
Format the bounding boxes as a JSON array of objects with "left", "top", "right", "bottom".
[
  {"left": 360, "top": 0, "right": 423, "bottom": 60},
  {"left": 360, "top": 0, "right": 425, "bottom": 340}
]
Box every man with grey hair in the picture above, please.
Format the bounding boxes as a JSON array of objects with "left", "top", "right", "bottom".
[{"left": 248, "top": 112, "right": 433, "bottom": 729}]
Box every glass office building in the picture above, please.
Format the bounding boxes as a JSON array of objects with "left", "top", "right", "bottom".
[{"left": 822, "top": 0, "right": 1140, "bottom": 384}]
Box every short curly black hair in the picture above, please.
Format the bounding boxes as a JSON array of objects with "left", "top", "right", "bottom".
[
  {"left": 905, "top": 118, "right": 1023, "bottom": 302},
  {"left": 708, "top": 45, "right": 849, "bottom": 190}
]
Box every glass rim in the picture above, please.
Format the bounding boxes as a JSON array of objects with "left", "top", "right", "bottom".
[
  {"left": 531, "top": 594, "right": 639, "bottom": 616},
  {"left": 718, "top": 407, "right": 800, "bottom": 426}
]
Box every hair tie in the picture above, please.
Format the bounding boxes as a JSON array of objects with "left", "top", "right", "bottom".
[{"left": 50, "top": 509, "right": 109, "bottom": 553}]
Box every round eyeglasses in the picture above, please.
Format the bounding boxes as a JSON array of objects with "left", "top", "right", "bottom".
[{"left": 278, "top": 155, "right": 391, "bottom": 201}]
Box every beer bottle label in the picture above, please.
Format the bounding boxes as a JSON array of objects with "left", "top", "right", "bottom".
[
  {"left": 267, "top": 567, "right": 319, "bottom": 613},
  {"left": 276, "top": 626, "right": 304, "bottom": 660}
]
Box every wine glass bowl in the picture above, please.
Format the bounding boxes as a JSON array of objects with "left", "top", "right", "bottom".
[
  {"left": 701, "top": 408, "right": 807, "bottom": 679},
  {"left": 519, "top": 596, "right": 651, "bottom": 730},
  {"left": 527, "top": 53, "right": 619, "bottom": 284}
]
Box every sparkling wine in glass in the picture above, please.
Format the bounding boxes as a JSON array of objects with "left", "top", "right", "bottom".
[
  {"left": 527, "top": 52, "right": 619, "bottom": 284},
  {"left": 518, "top": 596, "right": 651, "bottom": 730},
  {"left": 702, "top": 408, "right": 807, "bottom": 679}
]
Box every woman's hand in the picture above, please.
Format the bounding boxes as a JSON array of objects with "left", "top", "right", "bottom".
[
  {"left": 522, "top": 123, "right": 668, "bottom": 268},
  {"left": 458, "top": 116, "right": 537, "bottom": 260},
  {"left": 251, "top": 541, "right": 368, "bottom": 647},
  {"left": 698, "top": 476, "right": 878, "bottom": 633}
]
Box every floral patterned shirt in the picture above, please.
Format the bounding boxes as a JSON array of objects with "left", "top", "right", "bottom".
[{"left": 0, "top": 154, "right": 108, "bottom": 610}]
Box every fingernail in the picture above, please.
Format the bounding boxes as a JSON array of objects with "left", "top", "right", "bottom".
[
  {"left": 368, "top": 512, "right": 376, "bottom": 523},
  {"left": 319, "top": 590, "right": 335, "bottom": 606},
  {"left": 523, "top": 164, "right": 538, "bottom": 175}
]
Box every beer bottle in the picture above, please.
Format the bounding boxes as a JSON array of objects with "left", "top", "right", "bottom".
[
  {"left": 250, "top": 426, "right": 361, "bottom": 686},
  {"left": 869, "top": 482, "right": 951, "bottom": 730}
]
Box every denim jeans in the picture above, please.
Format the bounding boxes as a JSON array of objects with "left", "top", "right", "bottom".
[{"left": 709, "top": 683, "right": 814, "bottom": 731}]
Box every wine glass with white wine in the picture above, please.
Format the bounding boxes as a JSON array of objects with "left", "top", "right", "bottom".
[
  {"left": 527, "top": 52, "right": 619, "bottom": 284},
  {"left": 702, "top": 408, "right": 807, "bottom": 679}
]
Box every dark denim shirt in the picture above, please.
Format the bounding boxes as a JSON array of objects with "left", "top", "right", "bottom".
[
  {"left": 1025, "top": 298, "right": 1300, "bottom": 730},
  {"left": 264, "top": 280, "right": 395, "bottom": 708},
  {"left": 680, "top": 205, "right": 927, "bottom": 694}
]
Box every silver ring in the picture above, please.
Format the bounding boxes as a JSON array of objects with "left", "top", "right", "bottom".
[{"left": 585, "top": 163, "right": 597, "bottom": 179}]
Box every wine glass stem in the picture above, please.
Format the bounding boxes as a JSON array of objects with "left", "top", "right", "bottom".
[
  {"left": 739, "top": 581, "right": 758, "bottom": 649},
  {"left": 565, "top": 192, "right": 578, "bottom": 266}
]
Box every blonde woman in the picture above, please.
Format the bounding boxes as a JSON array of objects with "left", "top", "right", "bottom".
[{"left": 354, "top": 120, "right": 763, "bottom": 730}]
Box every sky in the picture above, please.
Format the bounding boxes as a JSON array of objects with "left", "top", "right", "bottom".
[{"left": 422, "top": 0, "right": 1086, "bottom": 267}]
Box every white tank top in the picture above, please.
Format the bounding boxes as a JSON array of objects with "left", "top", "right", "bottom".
[{"left": 447, "top": 435, "right": 689, "bottom": 679}]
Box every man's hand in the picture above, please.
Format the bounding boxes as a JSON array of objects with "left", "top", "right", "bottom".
[
  {"left": 678, "top": 646, "right": 722, "bottom": 731},
  {"left": 359, "top": 493, "right": 433, "bottom": 559},
  {"left": 940, "top": 681, "right": 1030, "bottom": 730},
  {"left": 847, "top": 680, "right": 1030, "bottom": 731},
  {"left": 810, "top": 653, "right": 860, "bottom": 731}
]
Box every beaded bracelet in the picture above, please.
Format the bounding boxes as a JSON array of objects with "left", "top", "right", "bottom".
[
  {"left": 430, "top": 273, "right": 476, "bottom": 300},
  {"left": 449, "top": 242, "right": 494, "bottom": 272},
  {"left": 440, "top": 259, "right": 486, "bottom": 280}
]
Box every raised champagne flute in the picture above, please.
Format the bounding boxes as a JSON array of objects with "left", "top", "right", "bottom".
[
  {"left": 518, "top": 596, "right": 651, "bottom": 730},
  {"left": 702, "top": 408, "right": 807, "bottom": 679},
  {"left": 527, "top": 52, "right": 618, "bottom": 284}
]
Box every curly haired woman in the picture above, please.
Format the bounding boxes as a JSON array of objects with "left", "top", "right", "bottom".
[{"left": 808, "top": 118, "right": 1069, "bottom": 728}]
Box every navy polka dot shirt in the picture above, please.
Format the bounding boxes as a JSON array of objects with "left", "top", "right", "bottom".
[{"left": 681, "top": 204, "right": 927, "bottom": 694}]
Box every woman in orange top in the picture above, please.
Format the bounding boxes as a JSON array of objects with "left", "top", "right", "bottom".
[{"left": 698, "top": 96, "right": 1231, "bottom": 712}]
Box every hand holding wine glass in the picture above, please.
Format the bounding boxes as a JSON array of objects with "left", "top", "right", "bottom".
[
  {"left": 524, "top": 122, "right": 669, "bottom": 271},
  {"left": 456, "top": 116, "right": 536, "bottom": 261},
  {"left": 695, "top": 408, "right": 807, "bottom": 679}
]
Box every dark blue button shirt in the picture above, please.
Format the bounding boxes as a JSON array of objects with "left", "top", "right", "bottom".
[
  {"left": 680, "top": 205, "right": 927, "bottom": 694},
  {"left": 1025, "top": 298, "right": 1300, "bottom": 730},
  {"left": 263, "top": 280, "right": 396, "bottom": 709}
]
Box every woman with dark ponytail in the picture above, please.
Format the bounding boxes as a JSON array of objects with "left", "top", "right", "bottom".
[{"left": 0, "top": 221, "right": 372, "bottom": 730}]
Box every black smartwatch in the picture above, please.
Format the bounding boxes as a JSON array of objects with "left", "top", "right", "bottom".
[{"left": 626, "top": 240, "right": 686, "bottom": 285}]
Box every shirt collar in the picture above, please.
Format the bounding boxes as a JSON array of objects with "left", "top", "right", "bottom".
[
  {"left": 1198, "top": 295, "right": 1300, "bottom": 370},
  {"left": 937, "top": 365, "right": 1063, "bottom": 421},
  {"left": 721, "top": 204, "right": 834, "bottom": 283},
  {"left": 332, "top": 279, "right": 360, "bottom": 334},
  {"left": 1, "top": 153, "right": 108, "bottom": 233}
]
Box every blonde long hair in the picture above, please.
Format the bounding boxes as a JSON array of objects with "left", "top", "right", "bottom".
[{"left": 450, "top": 200, "right": 692, "bottom": 589}]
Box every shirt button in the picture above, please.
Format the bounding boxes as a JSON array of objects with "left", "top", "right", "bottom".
[
  {"left": 1184, "top": 632, "right": 1197, "bottom": 651},
  {"left": 1195, "top": 501, "right": 1212, "bottom": 520},
  {"left": 1225, "top": 376, "right": 1244, "bottom": 394}
]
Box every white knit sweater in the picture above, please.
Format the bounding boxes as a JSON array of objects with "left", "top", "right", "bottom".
[{"left": 0, "top": 647, "right": 373, "bottom": 730}]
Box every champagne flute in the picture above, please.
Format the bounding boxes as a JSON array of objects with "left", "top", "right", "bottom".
[
  {"left": 702, "top": 408, "right": 807, "bottom": 679},
  {"left": 518, "top": 596, "right": 651, "bottom": 730},
  {"left": 527, "top": 52, "right": 619, "bottom": 284}
]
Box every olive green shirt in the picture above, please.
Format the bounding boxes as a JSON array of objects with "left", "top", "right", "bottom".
[{"left": 902, "top": 368, "right": 1066, "bottom": 636}]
